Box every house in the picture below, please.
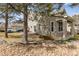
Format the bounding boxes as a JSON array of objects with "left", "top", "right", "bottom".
[
  {"left": 72, "top": 14, "right": 79, "bottom": 34},
  {"left": 28, "top": 11, "right": 40, "bottom": 33},
  {"left": 28, "top": 14, "right": 77, "bottom": 40},
  {"left": 0, "top": 21, "right": 23, "bottom": 32},
  {"left": 28, "top": 20, "right": 37, "bottom": 33}
]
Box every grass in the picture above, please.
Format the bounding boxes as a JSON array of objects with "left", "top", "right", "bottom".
[
  {"left": 0, "top": 32, "right": 79, "bottom": 45},
  {"left": 66, "top": 35, "right": 79, "bottom": 42},
  {"left": 29, "top": 34, "right": 79, "bottom": 45},
  {"left": 0, "top": 32, "right": 23, "bottom": 44},
  {"left": 54, "top": 36, "right": 79, "bottom": 44},
  {"left": 74, "top": 35, "right": 79, "bottom": 40},
  {"left": 0, "top": 32, "right": 23, "bottom": 38}
]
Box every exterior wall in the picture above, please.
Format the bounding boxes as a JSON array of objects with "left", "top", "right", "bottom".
[
  {"left": 67, "top": 23, "right": 71, "bottom": 32},
  {"left": 28, "top": 11, "right": 42, "bottom": 34},
  {"left": 28, "top": 14, "right": 74, "bottom": 40},
  {"left": 72, "top": 15, "right": 79, "bottom": 34},
  {"left": 28, "top": 20, "right": 37, "bottom": 33},
  {"left": 49, "top": 17, "right": 67, "bottom": 40},
  {"left": 36, "top": 16, "right": 50, "bottom": 35},
  {"left": 36, "top": 16, "right": 72, "bottom": 40}
]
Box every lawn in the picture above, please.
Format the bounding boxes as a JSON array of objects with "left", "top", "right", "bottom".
[
  {"left": 0, "top": 32, "right": 23, "bottom": 44},
  {"left": 0, "top": 32, "right": 79, "bottom": 44}
]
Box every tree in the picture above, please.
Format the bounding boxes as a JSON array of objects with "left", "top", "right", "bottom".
[
  {"left": 5, "top": 3, "right": 8, "bottom": 38},
  {"left": 0, "top": 3, "right": 22, "bottom": 38},
  {"left": 8, "top": 3, "right": 29, "bottom": 44},
  {"left": 23, "top": 4, "right": 28, "bottom": 43},
  {"left": 0, "top": 3, "right": 77, "bottom": 42}
]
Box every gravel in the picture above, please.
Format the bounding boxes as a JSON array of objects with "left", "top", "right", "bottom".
[{"left": 0, "top": 42, "right": 79, "bottom": 56}]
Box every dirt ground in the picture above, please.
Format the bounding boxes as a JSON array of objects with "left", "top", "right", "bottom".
[
  {"left": 0, "top": 33, "right": 79, "bottom": 56},
  {"left": 0, "top": 42, "right": 79, "bottom": 56}
]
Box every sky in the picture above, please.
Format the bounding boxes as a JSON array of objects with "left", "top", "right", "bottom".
[
  {"left": 0, "top": 3, "right": 79, "bottom": 23},
  {"left": 64, "top": 4, "right": 79, "bottom": 16}
]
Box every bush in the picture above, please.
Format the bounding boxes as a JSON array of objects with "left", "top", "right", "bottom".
[
  {"left": 7, "top": 30, "right": 14, "bottom": 33},
  {"left": 39, "top": 35, "right": 54, "bottom": 40},
  {"left": 54, "top": 35, "right": 79, "bottom": 44},
  {"left": 16, "top": 29, "right": 23, "bottom": 32},
  {"left": 74, "top": 35, "right": 79, "bottom": 40},
  {"left": 66, "top": 37, "right": 76, "bottom": 42},
  {"left": 53, "top": 40, "right": 67, "bottom": 44},
  {"left": 0, "top": 30, "right": 4, "bottom": 32},
  {"left": 66, "top": 35, "right": 79, "bottom": 42}
]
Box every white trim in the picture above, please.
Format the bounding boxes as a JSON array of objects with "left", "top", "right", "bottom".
[{"left": 57, "top": 20, "right": 63, "bottom": 32}]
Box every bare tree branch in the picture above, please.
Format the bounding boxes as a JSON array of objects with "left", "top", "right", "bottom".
[{"left": 8, "top": 3, "right": 25, "bottom": 14}]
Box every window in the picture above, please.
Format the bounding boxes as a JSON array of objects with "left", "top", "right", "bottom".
[
  {"left": 57, "top": 20, "right": 63, "bottom": 31},
  {"left": 34, "top": 26, "right": 36, "bottom": 32},
  {"left": 51, "top": 22, "right": 54, "bottom": 32},
  {"left": 31, "top": 26, "right": 32, "bottom": 28}
]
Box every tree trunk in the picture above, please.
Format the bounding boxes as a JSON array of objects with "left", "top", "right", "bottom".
[
  {"left": 23, "top": 4, "right": 28, "bottom": 44},
  {"left": 5, "top": 3, "right": 8, "bottom": 38}
]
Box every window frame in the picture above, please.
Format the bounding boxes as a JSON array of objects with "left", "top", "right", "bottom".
[
  {"left": 50, "top": 22, "right": 54, "bottom": 32},
  {"left": 57, "top": 20, "right": 63, "bottom": 32}
]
